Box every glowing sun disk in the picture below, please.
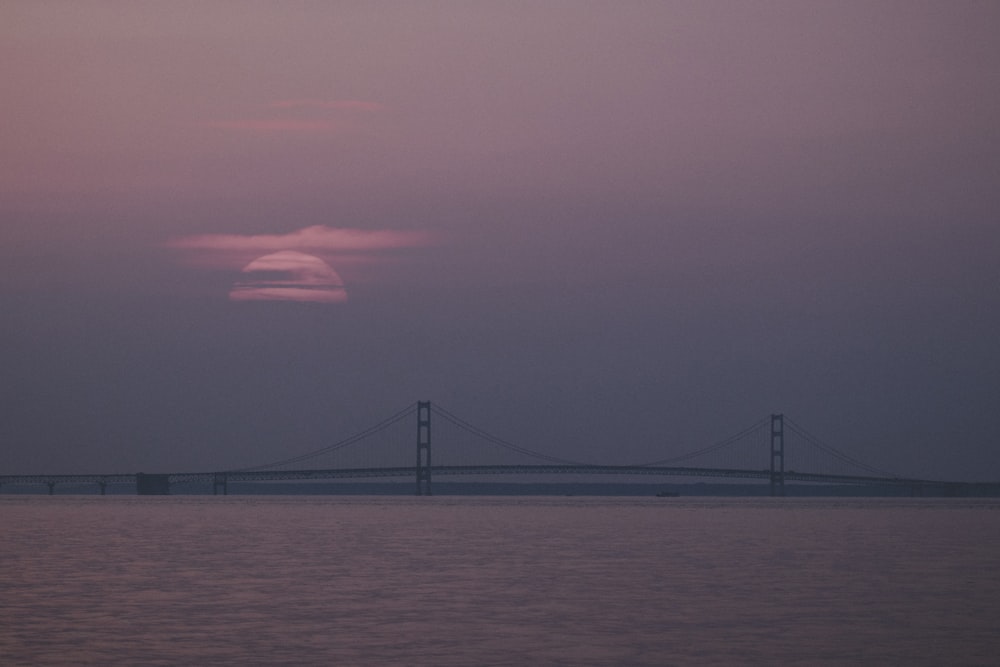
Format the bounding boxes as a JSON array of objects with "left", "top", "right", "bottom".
[{"left": 229, "top": 251, "right": 347, "bottom": 304}]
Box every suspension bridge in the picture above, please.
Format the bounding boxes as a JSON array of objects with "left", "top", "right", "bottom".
[{"left": 0, "top": 402, "right": 988, "bottom": 496}]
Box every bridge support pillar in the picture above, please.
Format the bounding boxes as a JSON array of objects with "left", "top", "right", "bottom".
[
  {"left": 416, "top": 401, "right": 432, "bottom": 496},
  {"left": 136, "top": 473, "right": 170, "bottom": 495},
  {"left": 770, "top": 414, "right": 785, "bottom": 497},
  {"left": 213, "top": 472, "right": 228, "bottom": 496},
  {"left": 97, "top": 481, "right": 107, "bottom": 496},
  {"left": 47, "top": 481, "right": 56, "bottom": 495}
]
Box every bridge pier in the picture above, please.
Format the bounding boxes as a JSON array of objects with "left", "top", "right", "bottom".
[
  {"left": 47, "top": 481, "right": 56, "bottom": 495},
  {"left": 770, "top": 414, "right": 785, "bottom": 497},
  {"left": 97, "top": 481, "right": 107, "bottom": 495},
  {"left": 213, "top": 472, "right": 228, "bottom": 496},
  {"left": 136, "top": 473, "right": 170, "bottom": 495},
  {"left": 416, "top": 401, "right": 432, "bottom": 495}
]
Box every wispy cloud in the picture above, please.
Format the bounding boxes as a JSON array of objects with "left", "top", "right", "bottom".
[
  {"left": 199, "top": 119, "right": 341, "bottom": 132},
  {"left": 169, "top": 225, "right": 429, "bottom": 253},
  {"left": 270, "top": 99, "right": 385, "bottom": 112},
  {"left": 168, "top": 226, "right": 432, "bottom": 302},
  {"left": 167, "top": 225, "right": 433, "bottom": 270}
]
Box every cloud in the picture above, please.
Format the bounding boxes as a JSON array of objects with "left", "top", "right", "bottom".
[
  {"left": 199, "top": 119, "right": 341, "bottom": 132},
  {"left": 167, "top": 225, "right": 434, "bottom": 271},
  {"left": 169, "top": 225, "right": 430, "bottom": 253},
  {"left": 168, "top": 226, "right": 433, "bottom": 302},
  {"left": 270, "top": 99, "right": 385, "bottom": 112}
]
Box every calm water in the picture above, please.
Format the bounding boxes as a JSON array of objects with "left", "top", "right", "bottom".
[{"left": 2, "top": 496, "right": 999, "bottom": 666}]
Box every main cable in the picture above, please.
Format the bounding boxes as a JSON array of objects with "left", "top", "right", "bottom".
[
  {"left": 230, "top": 402, "right": 418, "bottom": 472},
  {"left": 634, "top": 417, "right": 769, "bottom": 466},
  {"left": 784, "top": 417, "right": 897, "bottom": 477},
  {"left": 433, "top": 403, "right": 596, "bottom": 466}
]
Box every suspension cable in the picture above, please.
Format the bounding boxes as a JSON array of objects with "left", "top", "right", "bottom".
[
  {"left": 634, "top": 417, "right": 769, "bottom": 466},
  {"left": 784, "top": 417, "right": 898, "bottom": 477},
  {"left": 230, "top": 402, "right": 418, "bottom": 472},
  {"left": 433, "top": 404, "right": 596, "bottom": 465}
]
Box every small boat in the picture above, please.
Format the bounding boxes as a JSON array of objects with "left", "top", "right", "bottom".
[{"left": 656, "top": 490, "right": 679, "bottom": 497}]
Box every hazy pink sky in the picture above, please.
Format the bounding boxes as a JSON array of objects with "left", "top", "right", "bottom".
[{"left": 2, "top": 2, "right": 998, "bottom": 480}]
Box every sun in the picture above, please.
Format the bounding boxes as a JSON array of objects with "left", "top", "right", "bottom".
[{"left": 229, "top": 250, "right": 347, "bottom": 303}]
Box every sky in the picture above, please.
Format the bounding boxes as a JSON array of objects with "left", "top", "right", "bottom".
[{"left": 2, "top": 1, "right": 999, "bottom": 481}]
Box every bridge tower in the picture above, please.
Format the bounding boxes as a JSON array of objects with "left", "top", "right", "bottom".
[
  {"left": 416, "top": 401, "right": 432, "bottom": 495},
  {"left": 770, "top": 413, "right": 785, "bottom": 496}
]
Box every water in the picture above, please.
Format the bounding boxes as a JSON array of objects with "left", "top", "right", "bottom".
[{"left": 2, "top": 496, "right": 999, "bottom": 666}]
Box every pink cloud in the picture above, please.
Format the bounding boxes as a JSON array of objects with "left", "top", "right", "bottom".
[
  {"left": 169, "top": 225, "right": 430, "bottom": 253},
  {"left": 270, "top": 99, "right": 385, "bottom": 112},
  {"left": 167, "top": 226, "right": 434, "bottom": 275},
  {"left": 199, "top": 119, "right": 340, "bottom": 132},
  {"left": 169, "top": 227, "right": 431, "bottom": 302}
]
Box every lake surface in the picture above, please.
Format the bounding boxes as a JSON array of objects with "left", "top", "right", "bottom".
[{"left": 2, "top": 496, "right": 999, "bottom": 666}]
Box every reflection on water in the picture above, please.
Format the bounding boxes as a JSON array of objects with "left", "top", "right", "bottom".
[{"left": 2, "top": 496, "right": 999, "bottom": 666}]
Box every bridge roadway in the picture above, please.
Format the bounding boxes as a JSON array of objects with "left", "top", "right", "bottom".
[{"left": 0, "top": 464, "right": 970, "bottom": 493}]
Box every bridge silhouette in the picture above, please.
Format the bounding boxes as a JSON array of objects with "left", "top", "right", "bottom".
[{"left": 0, "top": 401, "right": 988, "bottom": 496}]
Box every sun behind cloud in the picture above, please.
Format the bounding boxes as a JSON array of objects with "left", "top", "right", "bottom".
[
  {"left": 229, "top": 251, "right": 347, "bottom": 304},
  {"left": 167, "top": 225, "right": 432, "bottom": 303}
]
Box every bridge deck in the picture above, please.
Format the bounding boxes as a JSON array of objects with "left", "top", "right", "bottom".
[{"left": 0, "top": 465, "right": 968, "bottom": 490}]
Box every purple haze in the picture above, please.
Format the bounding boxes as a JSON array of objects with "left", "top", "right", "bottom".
[{"left": 2, "top": 2, "right": 998, "bottom": 480}]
